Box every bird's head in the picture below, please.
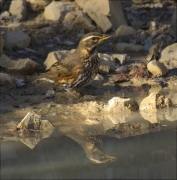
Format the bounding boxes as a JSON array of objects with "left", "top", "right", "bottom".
[{"left": 78, "top": 32, "right": 110, "bottom": 54}]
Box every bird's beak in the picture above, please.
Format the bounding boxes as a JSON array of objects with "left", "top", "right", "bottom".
[{"left": 100, "top": 35, "right": 110, "bottom": 41}]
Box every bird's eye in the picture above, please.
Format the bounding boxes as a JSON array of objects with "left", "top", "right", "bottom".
[{"left": 91, "top": 37, "right": 97, "bottom": 40}]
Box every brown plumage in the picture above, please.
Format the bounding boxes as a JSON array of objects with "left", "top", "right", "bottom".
[{"left": 34, "top": 32, "right": 109, "bottom": 94}]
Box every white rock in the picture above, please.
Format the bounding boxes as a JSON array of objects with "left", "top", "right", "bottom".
[
  {"left": 0, "top": 35, "right": 4, "bottom": 55},
  {"left": 26, "top": 0, "right": 50, "bottom": 11},
  {"left": 46, "top": 89, "right": 55, "bottom": 98},
  {"left": 0, "top": 72, "right": 14, "bottom": 84},
  {"left": 99, "top": 65, "right": 110, "bottom": 75},
  {"left": 0, "top": 54, "right": 39, "bottom": 74},
  {"left": 89, "top": 74, "right": 104, "bottom": 88},
  {"left": 112, "top": 54, "right": 128, "bottom": 65},
  {"left": 4, "top": 30, "right": 31, "bottom": 49},
  {"left": 44, "top": 2, "right": 75, "bottom": 22},
  {"left": 139, "top": 92, "right": 173, "bottom": 112},
  {"left": 44, "top": 50, "right": 70, "bottom": 70},
  {"left": 107, "top": 97, "right": 139, "bottom": 112},
  {"left": 9, "top": 0, "right": 27, "bottom": 21},
  {"left": 115, "top": 25, "right": 136, "bottom": 38},
  {"left": 147, "top": 60, "right": 167, "bottom": 77},
  {"left": 98, "top": 53, "right": 116, "bottom": 70},
  {"left": 115, "top": 43, "right": 144, "bottom": 52},
  {"left": 86, "top": 11, "right": 112, "bottom": 33},
  {"left": 159, "top": 43, "right": 177, "bottom": 68}
]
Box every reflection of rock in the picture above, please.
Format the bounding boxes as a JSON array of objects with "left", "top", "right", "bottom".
[
  {"left": 147, "top": 60, "right": 167, "bottom": 77},
  {"left": 17, "top": 112, "right": 54, "bottom": 131},
  {"left": 0, "top": 54, "right": 39, "bottom": 75},
  {"left": 149, "top": 84, "right": 163, "bottom": 94},
  {"left": 140, "top": 92, "right": 173, "bottom": 112},
  {"left": 107, "top": 97, "right": 139, "bottom": 112},
  {"left": 140, "top": 108, "right": 173, "bottom": 123},
  {"left": 166, "top": 107, "right": 177, "bottom": 121},
  {"left": 4, "top": 30, "right": 30, "bottom": 49}
]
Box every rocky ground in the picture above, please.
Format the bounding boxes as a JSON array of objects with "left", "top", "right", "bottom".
[{"left": 0, "top": 0, "right": 177, "bottom": 146}]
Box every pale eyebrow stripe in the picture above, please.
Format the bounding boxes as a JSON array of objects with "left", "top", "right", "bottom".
[{"left": 82, "top": 35, "right": 98, "bottom": 41}]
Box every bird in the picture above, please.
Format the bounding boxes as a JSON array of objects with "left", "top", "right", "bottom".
[{"left": 33, "top": 32, "right": 110, "bottom": 97}]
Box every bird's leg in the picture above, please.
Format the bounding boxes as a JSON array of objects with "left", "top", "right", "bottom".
[{"left": 65, "top": 88, "right": 84, "bottom": 98}]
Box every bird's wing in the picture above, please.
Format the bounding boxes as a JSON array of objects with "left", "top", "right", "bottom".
[{"left": 48, "top": 51, "right": 82, "bottom": 77}]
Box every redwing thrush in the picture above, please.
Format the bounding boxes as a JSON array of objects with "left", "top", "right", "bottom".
[{"left": 34, "top": 32, "right": 109, "bottom": 96}]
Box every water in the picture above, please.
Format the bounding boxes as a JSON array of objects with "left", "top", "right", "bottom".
[
  {"left": 1, "top": 85, "right": 177, "bottom": 179},
  {"left": 1, "top": 111, "right": 176, "bottom": 179}
]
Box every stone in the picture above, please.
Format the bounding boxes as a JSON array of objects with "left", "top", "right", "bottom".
[
  {"left": 0, "top": 35, "right": 4, "bottom": 55},
  {"left": 169, "top": 9, "right": 176, "bottom": 38},
  {"left": 0, "top": 72, "right": 14, "bottom": 85},
  {"left": 115, "top": 25, "right": 136, "bottom": 38},
  {"left": 44, "top": 50, "right": 70, "bottom": 70},
  {"left": 114, "top": 43, "right": 144, "bottom": 52},
  {"left": 4, "top": 30, "right": 31, "bottom": 49},
  {"left": 26, "top": 0, "right": 50, "bottom": 12},
  {"left": 106, "top": 97, "right": 139, "bottom": 112},
  {"left": 17, "top": 112, "right": 54, "bottom": 131},
  {"left": 98, "top": 53, "right": 116, "bottom": 71},
  {"left": 46, "top": 89, "right": 55, "bottom": 98},
  {"left": 0, "top": 54, "right": 39, "bottom": 75},
  {"left": 63, "top": 11, "right": 95, "bottom": 31},
  {"left": 159, "top": 43, "right": 177, "bottom": 68},
  {"left": 99, "top": 65, "right": 110, "bottom": 75},
  {"left": 112, "top": 54, "right": 128, "bottom": 65},
  {"left": 86, "top": 11, "right": 112, "bottom": 33},
  {"left": 147, "top": 60, "right": 167, "bottom": 77},
  {"left": 44, "top": 2, "right": 75, "bottom": 22},
  {"left": 9, "top": 0, "right": 27, "bottom": 21},
  {"left": 89, "top": 74, "right": 104, "bottom": 88},
  {"left": 76, "top": 0, "right": 127, "bottom": 29},
  {"left": 139, "top": 92, "right": 173, "bottom": 112}
]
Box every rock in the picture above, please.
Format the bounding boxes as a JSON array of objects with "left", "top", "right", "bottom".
[
  {"left": 166, "top": 108, "right": 177, "bottom": 121},
  {"left": 149, "top": 84, "right": 163, "bottom": 94},
  {"left": 159, "top": 43, "right": 177, "bottom": 68},
  {"left": 114, "top": 43, "right": 144, "bottom": 52},
  {"left": 63, "top": 11, "right": 95, "bottom": 31},
  {"left": 76, "top": 0, "right": 127, "bottom": 29},
  {"left": 44, "top": 50, "right": 70, "bottom": 70},
  {"left": 139, "top": 92, "right": 173, "bottom": 112},
  {"left": 45, "top": 27, "right": 55, "bottom": 35},
  {"left": 0, "top": 72, "right": 14, "bottom": 85},
  {"left": 99, "top": 65, "right": 110, "bottom": 75},
  {"left": 0, "top": 35, "right": 4, "bottom": 55},
  {"left": 115, "top": 25, "right": 136, "bottom": 38},
  {"left": 73, "top": 11, "right": 95, "bottom": 31},
  {"left": 9, "top": 0, "right": 27, "bottom": 21},
  {"left": 26, "top": 0, "right": 50, "bottom": 12},
  {"left": 147, "top": 60, "right": 167, "bottom": 77},
  {"left": 3, "top": 30, "right": 31, "bottom": 49},
  {"left": 44, "top": 2, "right": 75, "bottom": 22},
  {"left": 0, "top": 54, "right": 39, "bottom": 75},
  {"left": 86, "top": 11, "right": 112, "bottom": 33},
  {"left": 17, "top": 112, "right": 54, "bottom": 131},
  {"left": 112, "top": 54, "right": 128, "bottom": 65},
  {"left": 46, "top": 89, "right": 55, "bottom": 98},
  {"left": 115, "top": 66, "right": 128, "bottom": 74},
  {"left": 89, "top": 74, "right": 104, "bottom": 88},
  {"left": 169, "top": 9, "right": 176, "bottom": 38},
  {"left": 106, "top": 97, "right": 139, "bottom": 112},
  {"left": 98, "top": 53, "right": 116, "bottom": 71}
]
